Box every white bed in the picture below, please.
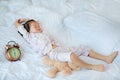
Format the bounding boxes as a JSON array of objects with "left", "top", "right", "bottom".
[{"left": 0, "top": 0, "right": 120, "bottom": 80}]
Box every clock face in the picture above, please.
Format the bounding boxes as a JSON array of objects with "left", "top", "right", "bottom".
[{"left": 9, "top": 47, "right": 21, "bottom": 59}]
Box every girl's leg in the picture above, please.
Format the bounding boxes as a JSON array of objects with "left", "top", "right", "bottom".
[
  {"left": 88, "top": 50, "right": 118, "bottom": 64},
  {"left": 70, "top": 53, "right": 105, "bottom": 72}
]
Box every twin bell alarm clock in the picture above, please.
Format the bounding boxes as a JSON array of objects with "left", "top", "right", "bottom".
[{"left": 5, "top": 41, "right": 22, "bottom": 61}]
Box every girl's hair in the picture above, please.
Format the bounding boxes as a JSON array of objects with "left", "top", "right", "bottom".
[{"left": 23, "top": 19, "right": 35, "bottom": 32}]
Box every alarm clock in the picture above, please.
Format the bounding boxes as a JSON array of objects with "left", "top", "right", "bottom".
[{"left": 5, "top": 41, "right": 22, "bottom": 61}]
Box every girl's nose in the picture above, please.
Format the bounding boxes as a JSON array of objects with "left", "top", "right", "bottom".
[{"left": 38, "top": 28, "right": 42, "bottom": 32}]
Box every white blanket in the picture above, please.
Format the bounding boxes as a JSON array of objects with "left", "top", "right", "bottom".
[{"left": 0, "top": 0, "right": 120, "bottom": 80}]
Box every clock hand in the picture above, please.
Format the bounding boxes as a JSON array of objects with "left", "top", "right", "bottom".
[{"left": 14, "top": 51, "right": 16, "bottom": 56}]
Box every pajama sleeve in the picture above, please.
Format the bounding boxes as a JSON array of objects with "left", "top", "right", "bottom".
[{"left": 17, "top": 25, "right": 29, "bottom": 39}]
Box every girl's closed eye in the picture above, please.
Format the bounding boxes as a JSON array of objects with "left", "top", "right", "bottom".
[{"left": 30, "top": 21, "right": 43, "bottom": 33}]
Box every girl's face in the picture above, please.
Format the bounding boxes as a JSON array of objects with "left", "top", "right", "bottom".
[{"left": 29, "top": 21, "right": 43, "bottom": 33}]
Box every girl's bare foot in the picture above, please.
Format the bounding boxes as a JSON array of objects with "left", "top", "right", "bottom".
[
  {"left": 106, "top": 51, "right": 118, "bottom": 64},
  {"left": 91, "top": 64, "right": 105, "bottom": 72}
]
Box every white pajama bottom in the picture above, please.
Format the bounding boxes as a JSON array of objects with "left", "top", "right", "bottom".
[{"left": 48, "top": 45, "right": 91, "bottom": 62}]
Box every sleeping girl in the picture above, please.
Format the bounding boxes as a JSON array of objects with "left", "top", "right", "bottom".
[{"left": 15, "top": 18, "right": 118, "bottom": 72}]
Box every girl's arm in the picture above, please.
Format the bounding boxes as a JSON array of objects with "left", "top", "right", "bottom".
[
  {"left": 15, "top": 18, "right": 29, "bottom": 38},
  {"left": 49, "top": 35, "right": 59, "bottom": 49},
  {"left": 15, "top": 18, "right": 29, "bottom": 28}
]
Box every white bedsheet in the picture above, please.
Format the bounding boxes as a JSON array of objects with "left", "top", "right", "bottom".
[{"left": 0, "top": 0, "right": 120, "bottom": 80}]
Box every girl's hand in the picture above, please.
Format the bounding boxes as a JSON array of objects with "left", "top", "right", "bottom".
[
  {"left": 15, "top": 19, "right": 23, "bottom": 28},
  {"left": 52, "top": 44, "right": 57, "bottom": 49},
  {"left": 18, "top": 18, "right": 29, "bottom": 23},
  {"left": 15, "top": 18, "right": 29, "bottom": 28},
  {"left": 17, "top": 18, "right": 23, "bottom": 23}
]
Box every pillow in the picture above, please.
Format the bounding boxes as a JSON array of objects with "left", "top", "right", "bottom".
[
  {"left": 63, "top": 11, "right": 120, "bottom": 54},
  {"left": 88, "top": 0, "right": 120, "bottom": 23},
  {"left": 68, "top": 0, "right": 92, "bottom": 13}
]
